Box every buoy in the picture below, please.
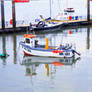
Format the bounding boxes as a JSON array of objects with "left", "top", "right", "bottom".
[
  {"left": 68, "top": 30, "right": 72, "bottom": 34},
  {"left": 0, "top": 54, "right": 6, "bottom": 57},
  {"left": 69, "top": 16, "right": 72, "bottom": 20},
  {"left": 75, "top": 16, "right": 78, "bottom": 20},
  {"left": 72, "top": 16, "right": 74, "bottom": 20},
  {"left": 0, "top": 53, "right": 9, "bottom": 58},
  {"left": 10, "top": 19, "right": 13, "bottom": 24}
]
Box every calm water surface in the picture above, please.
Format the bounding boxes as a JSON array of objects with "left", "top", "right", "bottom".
[{"left": 0, "top": 26, "right": 92, "bottom": 92}]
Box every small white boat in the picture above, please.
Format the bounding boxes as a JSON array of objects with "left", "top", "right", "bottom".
[{"left": 19, "top": 34, "right": 80, "bottom": 58}]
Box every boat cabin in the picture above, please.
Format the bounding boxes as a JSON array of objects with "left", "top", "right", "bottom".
[
  {"left": 23, "top": 34, "right": 55, "bottom": 49},
  {"left": 24, "top": 34, "right": 38, "bottom": 48}
]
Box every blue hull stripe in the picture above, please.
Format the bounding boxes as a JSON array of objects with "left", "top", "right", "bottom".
[{"left": 20, "top": 42, "right": 73, "bottom": 52}]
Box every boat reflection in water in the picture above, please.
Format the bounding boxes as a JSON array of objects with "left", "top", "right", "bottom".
[{"left": 20, "top": 56, "right": 81, "bottom": 77}]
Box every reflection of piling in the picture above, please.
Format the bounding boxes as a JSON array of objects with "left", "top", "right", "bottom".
[
  {"left": 12, "top": 0, "right": 16, "bottom": 29},
  {"left": 1, "top": 0, "right": 5, "bottom": 29},
  {"left": 2, "top": 34, "right": 6, "bottom": 54},
  {"left": 2, "top": 34, "right": 6, "bottom": 65},
  {"left": 13, "top": 34, "right": 17, "bottom": 64},
  {"left": 87, "top": 27, "right": 90, "bottom": 49},
  {"left": 87, "top": 0, "right": 90, "bottom": 21}
]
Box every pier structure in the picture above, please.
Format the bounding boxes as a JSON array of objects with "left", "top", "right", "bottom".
[
  {"left": 0, "top": 0, "right": 30, "bottom": 30},
  {"left": 0, "top": 0, "right": 92, "bottom": 33}
]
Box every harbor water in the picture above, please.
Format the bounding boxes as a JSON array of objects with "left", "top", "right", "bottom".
[
  {"left": 0, "top": 0, "right": 92, "bottom": 92},
  {"left": 0, "top": 25, "right": 92, "bottom": 92}
]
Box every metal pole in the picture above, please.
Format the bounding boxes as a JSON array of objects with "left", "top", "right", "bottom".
[
  {"left": 87, "top": 0, "right": 90, "bottom": 21},
  {"left": 1, "top": 0, "right": 5, "bottom": 29},
  {"left": 12, "top": 0, "right": 16, "bottom": 29},
  {"left": 49, "top": 0, "right": 52, "bottom": 18}
]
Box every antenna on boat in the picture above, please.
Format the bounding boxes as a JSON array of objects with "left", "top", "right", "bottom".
[{"left": 57, "top": 0, "right": 62, "bottom": 12}]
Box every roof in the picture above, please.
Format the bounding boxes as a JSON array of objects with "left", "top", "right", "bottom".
[{"left": 24, "top": 34, "right": 35, "bottom": 38}]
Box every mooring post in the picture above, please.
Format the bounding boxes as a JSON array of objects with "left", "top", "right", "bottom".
[
  {"left": 1, "top": 0, "right": 5, "bottom": 30},
  {"left": 87, "top": 0, "right": 90, "bottom": 21},
  {"left": 12, "top": 0, "right": 16, "bottom": 29}
]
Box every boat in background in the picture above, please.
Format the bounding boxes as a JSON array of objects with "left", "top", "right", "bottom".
[
  {"left": 19, "top": 34, "right": 81, "bottom": 58},
  {"left": 29, "top": 16, "right": 63, "bottom": 31},
  {"left": 28, "top": 0, "right": 63, "bottom": 31},
  {"left": 55, "top": 8, "right": 75, "bottom": 21}
]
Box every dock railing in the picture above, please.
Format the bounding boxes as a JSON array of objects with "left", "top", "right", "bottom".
[{"left": 0, "top": 20, "right": 29, "bottom": 29}]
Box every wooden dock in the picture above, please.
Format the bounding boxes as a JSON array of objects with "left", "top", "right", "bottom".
[
  {"left": 0, "top": 19, "right": 92, "bottom": 34},
  {"left": 0, "top": 24, "right": 30, "bottom": 34}
]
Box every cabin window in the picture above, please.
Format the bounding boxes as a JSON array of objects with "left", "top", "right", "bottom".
[
  {"left": 25, "top": 38, "right": 30, "bottom": 44},
  {"left": 59, "top": 53, "right": 63, "bottom": 55},
  {"left": 65, "top": 52, "right": 70, "bottom": 55}
]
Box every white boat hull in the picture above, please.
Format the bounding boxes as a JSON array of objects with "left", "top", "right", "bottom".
[{"left": 22, "top": 45, "right": 74, "bottom": 58}]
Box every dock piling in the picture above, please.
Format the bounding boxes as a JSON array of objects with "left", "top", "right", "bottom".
[
  {"left": 87, "top": 0, "right": 90, "bottom": 21},
  {"left": 1, "top": 0, "right": 5, "bottom": 30},
  {"left": 12, "top": 0, "right": 16, "bottom": 29}
]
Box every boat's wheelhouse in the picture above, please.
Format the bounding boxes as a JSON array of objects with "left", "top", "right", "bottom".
[{"left": 24, "top": 34, "right": 36, "bottom": 47}]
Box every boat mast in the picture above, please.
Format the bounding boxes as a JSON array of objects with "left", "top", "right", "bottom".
[
  {"left": 87, "top": 0, "right": 90, "bottom": 21},
  {"left": 49, "top": 0, "right": 52, "bottom": 18}
]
